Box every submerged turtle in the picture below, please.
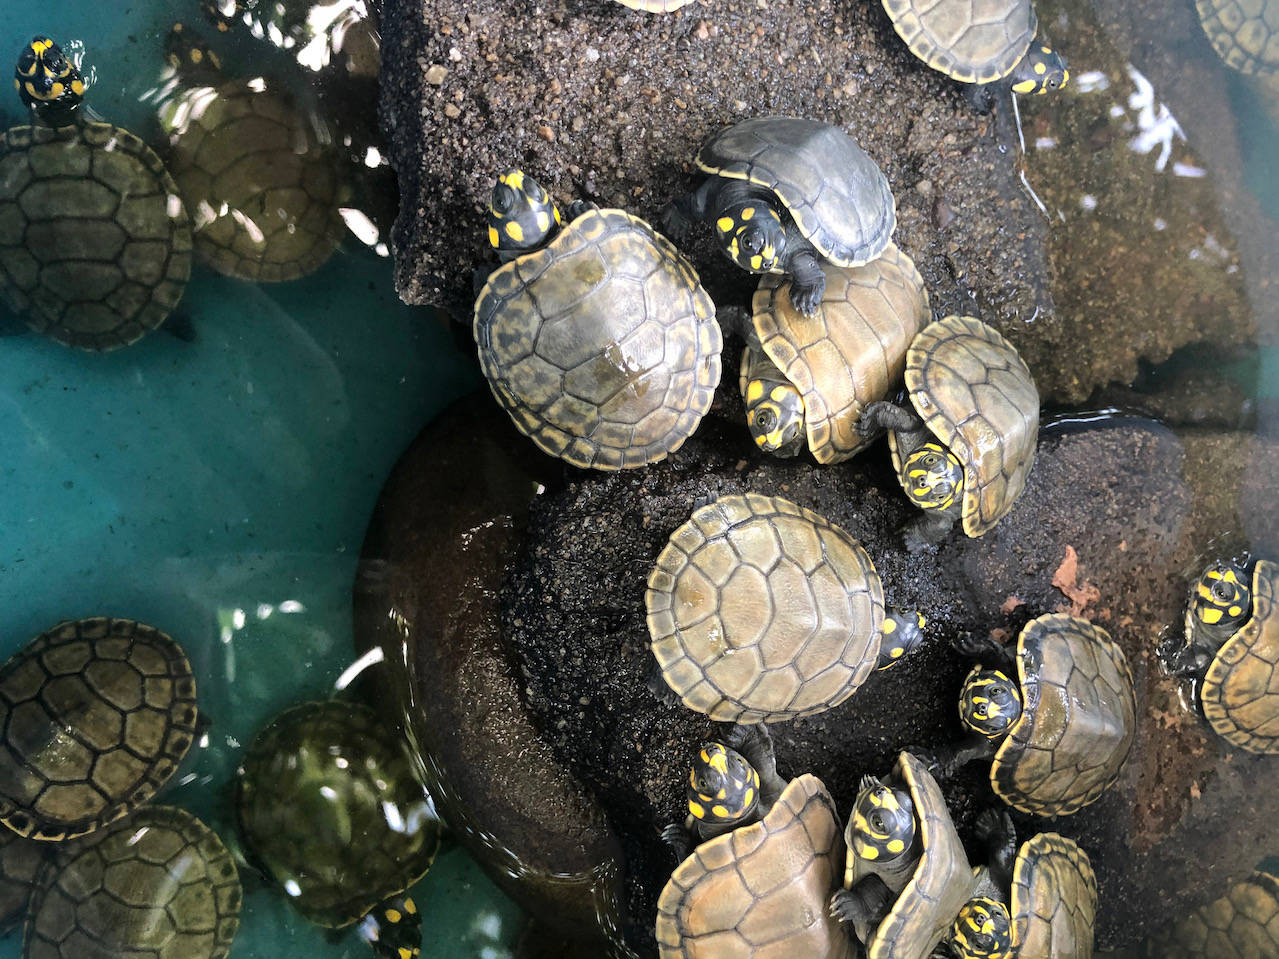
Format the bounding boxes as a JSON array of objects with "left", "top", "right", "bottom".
[
  {"left": 1195, "top": 0, "right": 1279, "bottom": 76},
  {"left": 1164, "top": 559, "right": 1279, "bottom": 754},
  {"left": 157, "top": 23, "right": 344, "bottom": 282},
  {"left": 0, "top": 38, "right": 193, "bottom": 351},
  {"left": 23, "top": 805, "right": 241, "bottom": 959},
  {"left": 880, "top": 0, "right": 1069, "bottom": 108},
  {"left": 646, "top": 492, "right": 925, "bottom": 724},
  {"left": 475, "top": 169, "right": 722, "bottom": 470},
  {"left": 940, "top": 613, "right": 1136, "bottom": 817},
  {"left": 858, "top": 316, "right": 1039, "bottom": 549},
  {"left": 656, "top": 773, "right": 850, "bottom": 959},
  {"left": 0, "top": 617, "right": 198, "bottom": 842},
  {"left": 236, "top": 700, "right": 440, "bottom": 952},
  {"left": 741, "top": 243, "right": 929, "bottom": 462},
  {"left": 829, "top": 751, "right": 979, "bottom": 959},
  {"left": 663, "top": 116, "right": 895, "bottom": 316},
  {"left": 1142, "top": 862, "right": 1279, "bottom": 958}
]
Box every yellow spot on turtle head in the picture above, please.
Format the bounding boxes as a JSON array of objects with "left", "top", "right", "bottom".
[
  {"left": 554, "top": 205, "right": 562, "bottom": 223},
  {"left": 1011, "top": 79, "right": 1036, "bottom": 93},
  {"left": 742, "top": 785, "right": 754, "bottom": 806},
  {"left": 689, "top": 799, "right": 705, "bottom": 819},
  {"left": 1042, "top": 45, "right": 1052, "bottom": 53},
  {"left": 716, "top": 788, "right": 726, "bottom": 800},
  {"left": 711, "top": 804, "right": 730, "bottom": 818},
  {"left": 762, "top": 244, "right": 775, "bottom": 261},
  {"left": 1229, "top": 605, "right": 1242, "bottom": 616},
  {"left": 883, "top": 618, "right": 896, "bottom": 634},
  {"left": 506, "top": 170, "right": 525, "bottom": 190},
  {"left": 728, "top": 239, "right": 740, "bottom": 259},
  {"left": 716, "top": 216, "right": 735, "bottom": 234},
  {"left": 385, "top": 908, "right": 402, "bottom": 923},
  {"left": 536, "top": 210, "right": 549, "bottom": 232},
  {"left": 889, "top": 646, "right": 904, "bottom": 658},
  {"left": 487, "top": 226, "right": 500, "bottom": 248},
  {"left": 749, "top": 255, "right": 762, "bottom": 270},
  {"left": 404, "top": 898, "right": 417, "bottom": 914},
  {"left": 861, "top": 844, "right": 879, "bottom": 860},
  {"left": 746, "top": 380, "right": 765, "bottom": 404},
  {"left": 32, "top": 39, "right": 52, "bottom": 54},
  {"left": 886, "top": 839, "right": 905, "bottom": 853},
  {"left": 918, "top": 614, "right": 927, "bottom": 627},
  {"left": 740, "top": 207, "right": 755, "bottom": 220},
  {"left": 1034, "top": 61, "right": 1046, "bottom": 75},
  {"left": 708, "top": 750, "right": 729, "bottom": 774},
  {"left": 1201, "top": 607, "right": 1223, "bottom": 625},
  {"left": 71, "top": 79, "right": 84, "bottom": 95},
  {"left": 47, "top": 82, "right": 63, "bottom": 98},
  {"left": 505, "top": 221, "right": 524, "bottom": 242},
  {"left": 399, "top": 949, "right": 413, "bottom": 959},
  {"left": 191, "top": 47, "right": 205, "bottom": 64}
]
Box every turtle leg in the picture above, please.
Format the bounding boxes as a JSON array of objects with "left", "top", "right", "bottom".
[
  {"left": 953, "top": 632, "right": 1017, "bottom": 673},
  {"left": 723, "top": 722, "right": 787, "bottom": 811},
  {"left": 785, "top": 245, "right": 827, "bottom": 316},
  {"left": 857, "top": 400, "right": 924, "bottom": 439},
  {"left": 901, "top": 508, "right": 957, "bottom": 552},
  {"left": 1160, "top": 640, "right": 1211, "bottom": 679},
  {"left": 829, "top": 875, "right": 895, "bottom": 925},
  {"left": 566, "top": 199, "right": 599, "bottom": 219},
  {"left": 925, "top": 734, "right": 998, "bottom": 779},
  {"left": 962, "top": 80, "right": 997, "bottom": 114},
  {"left": 975, "top": 808, "right": 1017, "bottom": 890},
  {"left": 660, "top": 821, "right": 693, "bottom": 862},
  {"left": 660, "top": 176, "right": 718, "bottom": 243},
  {"left": 645, "top": 658, "right": 682, "bottom": 708}
]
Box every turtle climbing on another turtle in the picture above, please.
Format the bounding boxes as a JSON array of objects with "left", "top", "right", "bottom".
[
  {"left": 475, "top": 169, "right": 722, "bottom": 470},
  {"left": 662, "top": 116, "right": 896, "bottom": 316},
  {"left": 857, "top": 316, "right": 1039, "bottom": 550},
  {"left": 13, "top": 35, "right": 86, "bottom": 126},
  {"left": 1162, "top": 559, "right": 1279, "bottom": 755},
  {"left": 646, "top": 492, "right": 925, "bottom": 724},
  {"left": 740, "top": 243, "right": 930, "bottom": 463}
]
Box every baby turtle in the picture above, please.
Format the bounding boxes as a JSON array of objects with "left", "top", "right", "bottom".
[
  {"left": 830, "top": 752, "right": 979, "bottom": 959},
  {"left": 646, "top": 493, "right": 924, "bottom": 724},
  {"left": 663, "top": 116, "right": 895, "bottom": 316},
  {"left": 948, "top": 811, "right": 1097, "bottom": 959},
  {"left": 741, "top": 242, "right": 930, "bottom": 462},
  {"left": 656, "top": 773, "right": 851, "bottom": 959},
  {"left": 1143, "top": 862, "right": 1279, "bottom": 958},
  {"left": 236, "top": 700, "right": 440, "bottom": 940},
  {"left": 0, "top": 829, "right": 48, "bottom": 933},
  {"left": 475, "top": 170, "right": 722, "bottom": 470},
  {"left": 941, "top": 613, "right": 1136, "bottom": 817},
  {"left": 859, "top": 316, "right": 1039, "bottom": 549},
  {"left": 157, "top": 23, "right": 344, "bottom": 282},
  {"left": 1, "top": 39, "right": 193, "bottom": 351},
  {"left": 23, "top": 805, "right": 241, "bottom": 959},
  {"left": 1195, "top": 0, "right": 1279, "bottom": 75},
  {"left": 0, "top": 617, "right": 198, "bottom": 842},
  {"left": 1164, "top": 559, "right": 1279, "bottom": 754},
  {"left": 880, "top": 0, "right": 1068, "bottom": 107}
]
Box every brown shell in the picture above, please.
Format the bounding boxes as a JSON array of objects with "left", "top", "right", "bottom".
[
  {"left": 1011, "top": 833, "right": 1097, "bottom": 959},
  {"left": 655, "top": 774, "right": 852, "bottom": 958},
  {"left": 1150, "top": 869, "right": 1279, "bottom": 958},
  {"left": 1200, "top": 559, "right": 1279, "bottom": 754},
  {"left": 890, "top": 316, "right": 1039, "bottom": 537},
  {"left": 991, "top": 615, "right": 1136, "bottom": 817},
  {"left": 1195, "top": 0, "right": 1279, "bottom": 76},
  {"left": 880, "top": 0, "right": 1036, "bottom": 83},
  {"left": 647, "top": 493, "right": 885, "bottom": 723},
  {"left": 867, "top": 752, "right": 979, "bottom": 959},
  {"left": 746, "top": 244, "right": 930, "bottom": 464}
]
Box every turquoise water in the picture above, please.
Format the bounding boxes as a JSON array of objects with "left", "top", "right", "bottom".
[{"left": 0, "top": 1, "right": 527, "bottom": 956}]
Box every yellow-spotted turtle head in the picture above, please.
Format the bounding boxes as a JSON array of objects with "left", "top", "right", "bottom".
[
  {"left": 875, "top": 609, "right": 926, "bottom": 670},
  {"left": 1010, "top": 44, "right": 1069, "bottom": 96},
  {"left": 903, "top": 442, "right": 964, "bottom": 513},
  {"left": 1192, "top": 562, "right": 1251, "bottom": 632},
  {"left": 848, "top": 774, "right": 916, "bottom": 866},
  {"left": 744, "top": 378, "right": 805, "bottom": 454},
  {"left": 358, "top": 891, "right": 422, "bottom": 959},
  {"left": 488, "top": 169, "right": 562, "bottom": 262},
  {"left": 687, "top": 742, "right": 760, "bottom": 828},
  {"left": 714, "top": 202, "right": 786, "bottom": 274},
  {"left": 959, "top": 667, "right": 1023, "bottom": 739},
  {"left": 949, "top": 896, "right": 1014, "bottom": 959},
  {"left": 14, "top": 36, "right": 85, "bottom": 124},
  {"left": 164, "top": 22, "right": 224, "bottom": 81}
]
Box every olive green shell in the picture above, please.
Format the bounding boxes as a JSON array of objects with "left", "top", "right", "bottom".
[
  {"left": 889, "top": 316, "right": 1039, "bottom": 537},
  {"left": 1197, "top": 559, "right": 1279, "bottom": 754},
  {"left": 159, "top": 80, "right": 342, "bottom": 282},
  {"left": 991, "top": 614, "right": 1136, "bottom": 817},
  {"left": 615, "top": 0, "right": 693, "bottom": 9},
  {"left": 647, "top": 493, "right": 886, "bottom": 724},
  {"left": 23, "top": 805, "right": 241, "bottom": 959},
  {"left": 0, "top": 618, "right": 198, "bottom": 842},
  {"left": 655, "top": 774, "right": 852, "bottom": 959},
  {"left": 880, "top": 0, "right": 1037, "bottom": 83},
  {"left": 1195, "top": 0, "right": 1279, "bottom": 75},
  {"left": 0, "top": 121, "right": 192, "bottom": 351},
  {"left": 1148, "top": 869, "right": 1279, "bottom": 958},
  {"left": 696, "top": 117, "right": 896, "bottom": 267},
  {"left": 1011, "top": 833, "right": 1097, "bottom": 958},
  {"left": 236, "top": 700, "right": 441, "bottom": 927},
  {"left": 745, "top": 243, "right": 930, "bottom": 464},
  {"left": 0, "top": 830, "right": 47, "bottom": 933},
  {"left": 864, "top": 752, "right": 979, "bottom": 959},
  {"left": 475, "top": 207, "right": 722, "bottom": 470}
]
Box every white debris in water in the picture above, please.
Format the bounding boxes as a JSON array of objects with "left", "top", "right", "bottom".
[
  {"left": 1126, "top": 65, "right": 1185, "bottom": 173},
  {"left": 1080, "top": 195, "right": 1098, "bottom": 211}
]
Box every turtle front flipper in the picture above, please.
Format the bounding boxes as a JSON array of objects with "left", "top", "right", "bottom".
[
  {"left": 661, "top": 176, "right": 718, "bottom": 243},
  {"left": 661, "top": 822, "right": 692, "bottom": 862},
  {"left": 786, "top": 247, "right": 827, "bottom": 316},
  {"left": 858, "top": 400, "right": 924, "bottom": 438},
  {"left": 902, "top": 509, "right": 958, "bottom": 551},
  {"left": 829, "top": 875, "right": 895, "bottom": 925},
  {"left": 929, "top": 735, "right": 999, "bottom": 780},
  {"left": 723, "top": 723, "right": 786, "bottom": 811},
  {"left": 974, "top": 809, "right": 1017, "bottom": 889},
  {"left": 954, "top": 632, "right": 1017, "bottom": 673}
]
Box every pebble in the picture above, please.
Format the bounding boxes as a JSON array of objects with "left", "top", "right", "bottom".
[
  {"left": 444, "top": 103, "right": 462, "bottom": 118},
  {"left": 425, "top": 64, "right": 448, "bottom": 85}
]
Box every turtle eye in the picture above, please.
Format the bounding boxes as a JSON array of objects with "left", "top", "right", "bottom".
[
  {"left": 870, "top": 813, "right": 885, "bottom": 832},
  {"left": 492, "top": 185, "right": 516, "bottom": 213},
  {"left": 923, "top": 453, "right": 939, "bottom": 466},
  {"left": 740, "top": 226, "right": 764, "bottom": 255},
  {"left": 1212, "top": 581, "right": 1233, "bottom": 602},
  {"left": 990, "top": 686, "right": 1006, "bottom": 702},
  {"left": 755, "top": 408, "right": 776, "bottom": 431}
]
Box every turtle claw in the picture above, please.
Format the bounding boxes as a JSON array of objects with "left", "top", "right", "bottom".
[
  {"left": 974, "top": 808, "right": 1012, "bottom": 843},
  {"left": 660, "top": 203, "right": 694, "bottom": 244},
  {"left": 788, "top": 278, "right": 824, "bottom": 317},
  {"left": 661, "top": 822, "right": 691, "bottom": 861},
  {"left": 953, "top": 632, "right": 996, "bottom": 659}
]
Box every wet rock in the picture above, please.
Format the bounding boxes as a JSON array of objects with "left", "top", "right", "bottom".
[{"left": 1088, "top": 364, "right": 1256, "bottom": 431}]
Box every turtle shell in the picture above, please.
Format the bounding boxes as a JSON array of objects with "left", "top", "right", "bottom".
[
  {"left": 890, "top": 316, "right": 1039, "bottom": 537},
  {"left": 1195, "top": 0, "right": 1279, "bottom": 75},
  {"left": 655, "top": 774, "right": 852, "bottom": 958},
  {"left": 236, "top": 700, "right": 441, "bottom": 927},
  {"left": 1010, "top": 832, "right": 1097, "bottom": 959},
  {"left": 158, "top": 79, "right": 343, "bottom": 282},
  {"left": 647, "top": 493, "right": 885, "bottom": 724},
  {"left": 0, "top": 121, "right": 192, "bottom": 351},
  {"left": 23, "top": 805, "right": 241, "bottom": 959},
  {"left": 880, "top": 0, "right": 1037, "bottom": 83},
  {"left": 0, "top": 618, "right": 198, "bottom": 842},
  {"left": 991, "top": 614, "right": 1136, "bottom": 817},
  {"left": 865, "top": 752, "right": 979, "bottom": 959},
  {"left": 0, "top": 829, "right": 48, "bottom": 933},
  {"left": 1152, "top": 869, "right": 1279, "bottom": 958},
  {"left": 695, "top": 117, "right": 896, "bottom": 267},
  {"left": 475, "top": 207, "right": 721, "bottom": 470},
  {"left": 1199, "top": 559, "right": 1279, "bottom": 754},
  {"left": 746, "top": 243, "right": 929, "bottom": 463}
]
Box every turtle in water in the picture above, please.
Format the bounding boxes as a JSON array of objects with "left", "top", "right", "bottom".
[
  {"left": 236, "top": 700, "right": 440, "bottom": 957},
  {"left": 0, "top": 617, "right": 199, "bottom": 842},
  {"left": 475, "top": 169, "right": 722, "bottom": 470},
  {"left": 662, "top": 116, "right": 896, "bottom": 316},
  {"left": 1139, "top": 860, "right": 1279, "bottom": 958},
  {"left": 23, "top": 804, "right": 242, "bottom": 959},
  {"left": 880, "top": 0, "right": 1068, "bottom": 110},
  {"left": 157, "top": 22, "right": 345, "bottom": 282},
  {"left": 0, "top": 37, "right": 193, "bottom": 350},
  {"left": 1163, "top": 558, "right": 1279, "bottom": 754},
  {"left": 858, "top": 316, "right": 1039, "bottom": 550},
  {"left": 646, "top": 492, "right": 925, "bottom": 724},
  {"left": 1195, "top": 0, "right": 1279, "bottom": 76}
]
